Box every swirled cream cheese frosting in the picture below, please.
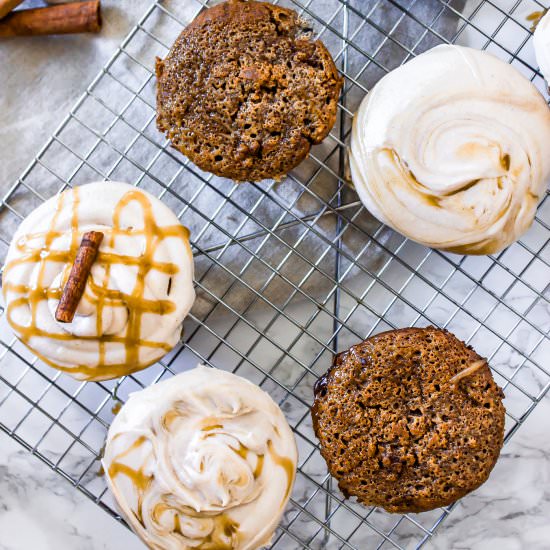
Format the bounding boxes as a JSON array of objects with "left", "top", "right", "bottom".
[
  {"left": 350, "top": 45, "right": 550, "bottom": 255},
  {"left": 534, "top": 10, "right": 550, "bottom": 84},
  {"left": 2, "top": 182, "right": 195, "bottom": 381},
  {"left": 103, "top": 366, "right": 298, "bottom": 550}
]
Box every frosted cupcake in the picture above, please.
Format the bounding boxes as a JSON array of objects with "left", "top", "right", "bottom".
[
  {"left": 534, "top": 10, "right": 550, "bottom": 84},
  {"left": 103, "top": 366, "right": 297, "bottom": 550},
  {"left": 350, "top": 45, "right": 550, "bottom": 255},
  {"left": 2, "top": 182, "right": 195, "bottom": 381}
]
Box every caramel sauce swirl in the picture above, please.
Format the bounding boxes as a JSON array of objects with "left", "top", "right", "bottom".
[
  {"left": 103, "top": 366, "right": 297, "bottom": 550},
  {"left": 1, "top": 182, "right": 195, "bottom": 381}
]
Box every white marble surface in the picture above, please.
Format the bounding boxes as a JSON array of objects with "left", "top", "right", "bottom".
[
  {"left": 1, "top": 398, "right": 549, "bottom": 550},
  {"left": 0, "top": 431, "right": 143, "bottom": 550},
  {"left": 1, "top": 0, "right": 550, "bottom": 549}
]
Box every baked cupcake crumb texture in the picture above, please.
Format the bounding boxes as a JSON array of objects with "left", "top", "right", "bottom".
[
  {"left": 156, "top": 0, "right": 342, "bottom": 182},
  {"left": 312, "top": 327, "right": 505, "bottom": 513}
]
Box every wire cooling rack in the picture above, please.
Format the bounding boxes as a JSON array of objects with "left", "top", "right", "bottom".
[{"left": 1, "top": 0, "right": 550, "bottom": 548}]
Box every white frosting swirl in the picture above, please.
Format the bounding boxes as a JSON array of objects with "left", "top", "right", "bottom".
[
  {"left": 534, "top": 10, "right": 550, "bottom": 84},
  {"left": 103, "top": 366, "right": 297, "bottom": 550},
  {"left": 2, "top": 182, "right": 195, "bottom": 381},
  {"left": 350, "top": 45, "right": 550, "bottom": 255}
]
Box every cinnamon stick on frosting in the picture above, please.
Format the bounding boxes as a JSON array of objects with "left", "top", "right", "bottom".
[
  {"left": 55, "top": 231, "right": 104, "bottom": 323},
  {"left": 0, "top": 1, "right": 101, "bottom": 37}
]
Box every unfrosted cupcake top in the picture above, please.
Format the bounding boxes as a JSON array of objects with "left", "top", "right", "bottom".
[{"left": 156, "top": 0, "right": 342, "bottom": 182}]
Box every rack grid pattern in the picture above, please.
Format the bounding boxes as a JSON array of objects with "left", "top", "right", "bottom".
[{"left": 1, "top": 0, "right": 550, "bottom": 548}]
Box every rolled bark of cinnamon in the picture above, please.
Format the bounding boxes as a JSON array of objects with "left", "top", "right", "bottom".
[
  {"left": 55, "top": 231, "right": 104, "bottom": 324},
  {"left": 0, "top": 1, "right": 101, "bottom": 37},
  {"left": 0, "top": 0, "right": 24, "bottom": 21}
]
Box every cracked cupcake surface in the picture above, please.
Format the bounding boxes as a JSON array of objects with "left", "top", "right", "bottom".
[
  {"left": 2, "top": 182, "right": 195, "bottom": 381},
  {"left": 103, "top": 366, "right": 297, "bottom": 550},
  {"left": 350, "top": 45, "right": 550, "bottom": 255},
  {"left": 156, "top": 0, "right": 342, "bottom": 182},
  {"left": 311, "top": 327, "right": 505, "bottom": 513}
]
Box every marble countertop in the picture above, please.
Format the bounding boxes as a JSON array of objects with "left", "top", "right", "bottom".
[
  {"left": 1, "top": 399, "right": 549, "bottom": 550},
  {"left": 1, "top": 1, "right": 550, "bottom": 549}
]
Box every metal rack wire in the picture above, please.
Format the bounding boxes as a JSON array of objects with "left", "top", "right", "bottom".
[{"left": 1, "top": 0, "right": 550, "bottom": 548}]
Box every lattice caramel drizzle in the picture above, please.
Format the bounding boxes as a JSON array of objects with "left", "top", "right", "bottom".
[{"left": 3, "top": 187, "right": 190, "bottom": 379}]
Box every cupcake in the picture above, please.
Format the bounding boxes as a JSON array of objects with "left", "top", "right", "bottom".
[
  {"left": 2, "top": 182, "right": 195, "bottom": 381},
  {"left": 156, "top": 0, "right": 343, "bottom": 182},
  {"left": 311, "top": 327, "right": 505, "bottom": 513},
  {"left": 350, "top": 45, "right": 550, "bottom": 255},
  {"left": 103, "top": 365, "right": 297, "bottom": 550},
  {"left": 533, "top": 10, "right": 550, "bottom": 84}
]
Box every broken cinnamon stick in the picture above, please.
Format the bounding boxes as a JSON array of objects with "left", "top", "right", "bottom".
[
  {"left": 0, "top": 1, "right": 101, "bottom": 38},
  {"left": 0, "top": 0, "right": 24, "bottom": 21},
  {"left": 55, "top": 231, "right": 104, "bottom": 324}
]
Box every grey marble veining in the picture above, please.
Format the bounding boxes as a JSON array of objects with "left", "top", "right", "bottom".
[{"left": 0, "top": 431, "right": 143, "bottom": 550}]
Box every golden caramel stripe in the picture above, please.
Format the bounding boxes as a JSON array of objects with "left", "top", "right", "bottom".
[
  {"left": 3, "top": 186, "right": 192, "bottom": 377},
  {"left": 3, "top": 248, "right": 73, "bottom": 271},
  {"left": 96, "top": 252, "right": 181, "bottom": 274},
  {"left": 268, "top": 440, "right": 295, "bottom": 502}
]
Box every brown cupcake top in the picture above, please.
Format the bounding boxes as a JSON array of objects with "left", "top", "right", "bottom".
[
  {"left": 156, "top": 0, "right": 343, "bottom": 182},
  {"left": 311, "top": 327, "right": 506, "bottom": 513}
]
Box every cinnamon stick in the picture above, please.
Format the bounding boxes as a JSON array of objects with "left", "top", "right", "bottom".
[
  {"left": 55, "top": 231, "right": 104, "bottom": 324},
  {"left": 0, "top": 1, "right": 101, "bottom": 38},
  {"left": 0, "top": 0, "right": 24, "bottom": 21}
]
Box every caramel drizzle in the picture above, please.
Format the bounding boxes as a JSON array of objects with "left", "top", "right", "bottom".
[
  {"left": 201, "top": 425, "right": 266, "bottom": 480},
  {"left": 152, "top": 500, "right": 240, "bottom": 549},
  {"left": 268, "top": 440, "right": 295, "bottom": 502},
  {"left": 107, "top": 435, "right": 153, "bottom": 526},
  {"left": 202, "top": 424, "right": 224, "bottom": 432},
  {"left": 2, "top": 187, "right": 191, "bottom": 379},
  {"left": 196, "top": 515, "right": 240, "bottom": 550},
  {"left": 174, "top": 511, "right": 240, "bottom": 550},
  {"left": 197, "top": 419, "right": 293, "bottom": 493},
  {"left": 527, "top": 9, "right": 547, "bottom": 31},
  {"left": 228, "top": 442, "right": 265, "bottom": 479},
  {"left": 118, "top": 409, "right": 293, "bottom": 547}
]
